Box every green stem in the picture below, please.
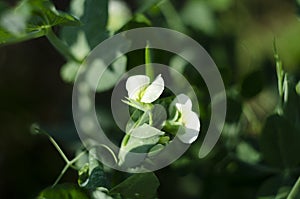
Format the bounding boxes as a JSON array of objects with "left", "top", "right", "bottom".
[
  {"left": 51, "top": 150, "right": 87, "bottom": 187},
  {"left": 121, "top": 111, "right": 150, "bottom": 147},
  {"left": 46, "top": 28, "right": 80, "bottom": 63},
  {"left": 69, "top": 150, "right": 87, "bottom": 166},
  {"left": 149, "top": 112, "right": 153, "bottom": 125},
  {"left": 97, "top": 144, "right": 118, "bottom": 164},
  {"left": 287, "top": 176, "right": 300, "bottom": 199},
  {"left": 48, "top": 136, "right": 70, "bottom": 164},
  {"left": 145, "top": 42, "right": 154, "bottom": 81},
  {"left": 52, "top": 164, "right": 69, "bottom": 187}
]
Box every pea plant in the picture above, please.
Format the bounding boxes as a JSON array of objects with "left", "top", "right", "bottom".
[{"left": 1, "top": 0, "right": 300, "bottom": 199}]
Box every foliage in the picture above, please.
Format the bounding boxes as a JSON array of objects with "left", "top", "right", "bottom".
[{"left": 1, "top": 0, "right": 300, "bottom": 199}]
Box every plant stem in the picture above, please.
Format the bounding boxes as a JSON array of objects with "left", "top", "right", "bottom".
[
  {"left": 46, "top": 28, "right": 80, "bottom": 63},
  {"left": 145, "top": 42, "right": 154, "bottom": 81},
  {"left": 51, "top": 150, "right": 87, "bottom": 187},
  {"left": 69, "top": 150, "right": 87, "bottom": 165},
  {"left": 287, "top": 176, "right": 300, "bottom": 199},
  {"left": 48, "top": 136, "right": 70, "bottom": 164},
  {"left": 52, "top": 164, "right": 69, "bottom": 187}
]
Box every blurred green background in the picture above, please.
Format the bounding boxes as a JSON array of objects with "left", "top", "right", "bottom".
[{"left": 0, "top": 0, "right": 300, "bottom": 198}]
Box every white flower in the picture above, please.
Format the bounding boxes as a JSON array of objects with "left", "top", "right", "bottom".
[
  {"left": 169, "top": 94, "right": 200, "bottom": 144},
  {"left": 126, "top": 74, "right": 164, "bottom": 103}
]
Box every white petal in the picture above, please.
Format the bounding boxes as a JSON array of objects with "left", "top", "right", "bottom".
[
  {"left": 182, "top": 110, "right": 200, "bottom": 131},
  {"left": 177, "top": 110, "right": 200, "bottom": 144},
  {"left": 169, "top": 94, "right": 193, "bottom": 116},
  {"left": 177, "top": 126, "right": 199, "bottom": 144},
  {"left": 126, "top": 75, "right": 150, "bottom": 100},
  {"left": 140, "top": 74, "right": 164, "bottom": 103},
  {"left": 175, "top": 94, "right": 192, "bottom": 111}
]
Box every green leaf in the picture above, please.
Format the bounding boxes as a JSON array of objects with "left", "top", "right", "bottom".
[
  {"left": 27, "top": 0, "right": 80, "bottom": 26},
  {"left": 236, "top": 141, "right": 261, "bottom": 164},
  {"left": 0, "top": 0, "right": 80, "bottom": 45},
  {"left": 181, "top": 1, "right": 215, "bottom": 35},
  {"left": 78, "top": 148, "right": 108, "bottom": 190},
  {"left": 148, "top": 143, "right": 165, "bottom": 156},
  {"left": 87, "top": 167, "right": 107, "bottom": 189},
  {"left": 118, "top": 14, "right": 151, "bottom": 32},
  {"left": 61, "top": 0, "right": 108, "bottom": 52},
  {"left": 60, "top": 0, "right": 116, "bottom": 90},
  {"left": 107, "top": 0, "right": 132, "bottom": 32},
  {"left": 125, "top": 109, "right": 148, "bottom": 133},
  {"left": 60, "top": 61, "right": 81, "bottom": 83},
  {"left": 79, "top": 165, "right": 108, "bottom": 190},
  {"left": 118, "top": 124, "right": 163, "bottom": 167},
  {"left": 61, "top": 55, "right": 127, "bottom": 92},
  {"left": 240, "top": 70, "right": 264, "bottom": 99},
  {"left": 97, "top": 55, "right": 127, "bottom": 92},
  {"left": 260, "top": 114, "right": 300, "bottom": 168},
  {"left": 37, "top": 184, "right": 89, "bottom": 199},
  {"left": 110, "top": 172, "right": 160, "bottom": 199}
]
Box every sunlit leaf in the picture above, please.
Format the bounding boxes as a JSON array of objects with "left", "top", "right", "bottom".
[
  {"left": 60, "top": 61, "right": 81, "bottom": 83},
  {"left": 107, "top": 0, "right": 132, "bottom": 32},
  {"left": 60, "top": 0, "right": 116, "bottom": 91},
  {"left": 236, "top": 141, "right": 261, "bottom": 164},
  {"left": 61, "top": 0, "right": 108, "bottom": 51}
]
